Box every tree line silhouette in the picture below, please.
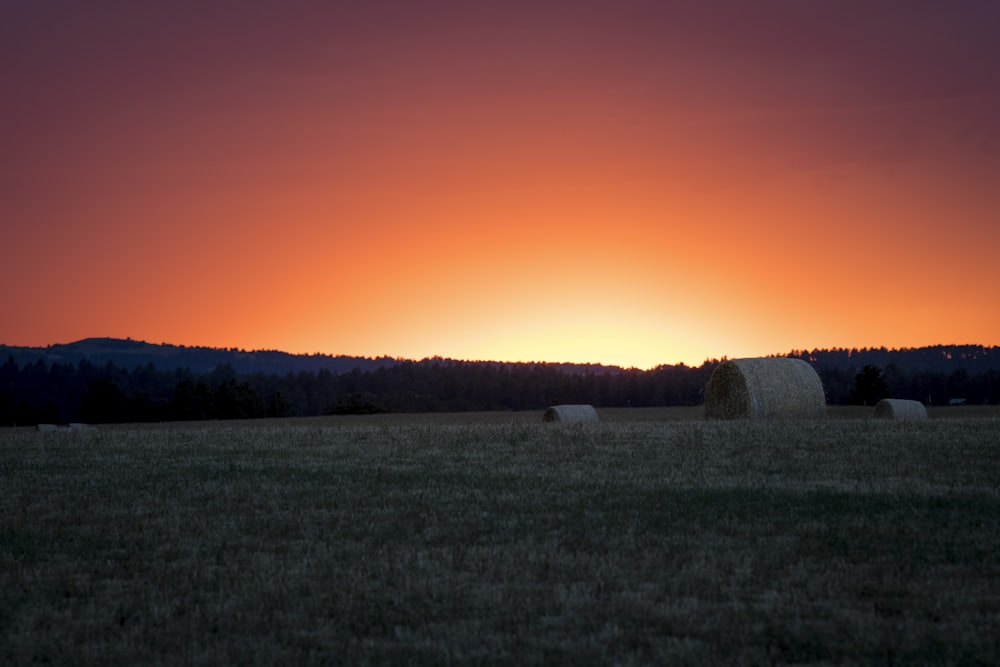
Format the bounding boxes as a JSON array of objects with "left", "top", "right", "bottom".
[{"left": 2, "top": 345, "right": 997, "bottom": 425}]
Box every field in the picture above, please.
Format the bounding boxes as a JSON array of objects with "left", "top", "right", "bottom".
[{"left": 2, "top": 408, "right": 999, "bottom": 665}]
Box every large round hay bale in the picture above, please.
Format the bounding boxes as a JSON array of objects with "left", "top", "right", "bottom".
[
  {"left": 874, "top": 398, "right": 928, "bottom": 420},
  {"left": 68, "top": 422, "right": 97, "bottom": 431},
  {"left": 542, "top": 404, "right": 599, "bottom": 423},
  {"left": 704, "top": 357, "right": 826, "bottom": 419}
]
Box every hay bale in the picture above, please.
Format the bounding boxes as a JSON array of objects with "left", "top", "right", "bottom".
[
  {"left": 542, "top": 404, "right": 599, "bottom": 423},
  {"left": 67, "top": 422, "right": 97, "bottom": 431},
  {"left": 874, "top": 398, "right": 928, "bottom": 420},
  {"left": 704, "top": 357, "right": 826, "bottom": 419}
]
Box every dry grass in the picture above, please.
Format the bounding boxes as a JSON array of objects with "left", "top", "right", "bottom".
[
  {"left": 2, "top": 415, "right": 999, "bottom": 665},
  {"left": 704, "top": 357, "right": 827, "bottom": 419}
]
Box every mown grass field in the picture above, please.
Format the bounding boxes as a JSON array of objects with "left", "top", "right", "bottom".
[{"left": 2, "top": 408, "right": 999, "bottom": 665}]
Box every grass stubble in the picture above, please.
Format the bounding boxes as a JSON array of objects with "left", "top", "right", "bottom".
[{"left": 1, "top": 413, "right": 998, "bottom": 665}]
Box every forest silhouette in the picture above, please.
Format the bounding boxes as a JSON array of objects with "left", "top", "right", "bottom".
[{"left": 2, "top": 340, "right": 997, "bottom": 425}]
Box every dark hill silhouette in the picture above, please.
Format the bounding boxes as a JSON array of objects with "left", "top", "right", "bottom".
[
  {"left": 0, "top": 338, "right": 629, "bottom": 377},
  {"left": 788, "top": 345, "right": 1000, "bottom": 374},
  {"left": 0, "top": 337, "right": 399, "bottom": 375},
  {"left": 3, "top": 339, "right": 998, "bottom": 378}
]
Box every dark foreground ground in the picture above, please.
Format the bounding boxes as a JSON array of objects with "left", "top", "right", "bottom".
[{"left": 2, "top": 411, "right": 998, "bottom": 665}]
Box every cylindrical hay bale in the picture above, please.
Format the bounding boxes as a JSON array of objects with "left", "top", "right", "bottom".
[
  {"left": 874, "top": 398, "right": 928, "bottom": 420},
  {"left": 67, "top": 422, "right": 97, "bottom": 431},
  {"left": 704, "top": 357, "right": 826, "bottom": 419},
  {"left": 542, "top": 404, "right": 599, "bottom": 423}
]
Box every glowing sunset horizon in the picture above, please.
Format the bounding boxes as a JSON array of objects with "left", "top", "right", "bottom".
[{"left": 3, "top": 2, "right": 998, "bottom": 370}]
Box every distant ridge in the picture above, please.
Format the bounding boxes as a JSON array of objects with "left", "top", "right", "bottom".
[
  {"left": 789, "top": 344, "right": 1000, "bottom": 374},
  {"left": 0, "top": 338, "right": 634, "bottom": 376},
  {"left": 2, "top": 338, "right": 998, "bottom": 376},
  {"left": 0, "top": 338, "right": 400, "bottom": 375}
]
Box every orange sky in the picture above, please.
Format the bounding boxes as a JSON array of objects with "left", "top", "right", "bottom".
[{"left": 3, "top": 1, "right": 999, "bottom": 368}]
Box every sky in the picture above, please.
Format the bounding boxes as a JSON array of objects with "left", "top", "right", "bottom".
[{"left": 2, "top": 1, "right": 998, "bottom": 369}]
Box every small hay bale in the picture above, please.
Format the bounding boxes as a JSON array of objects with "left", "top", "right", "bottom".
[
  {"left": 542, "top": 404, "right": 599, "bottom": 423},
  {"left": 67, "top": 422, "right": 97, "bottom": 431},
  {"left": 704, "top": 357, "right": 826, "bottom": 419},
  {"left": 874, "top": 398, "right": 928, "bottom": 420},
  {"left": 36, "top": 424, "right": 64, "bottom": 432}
]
